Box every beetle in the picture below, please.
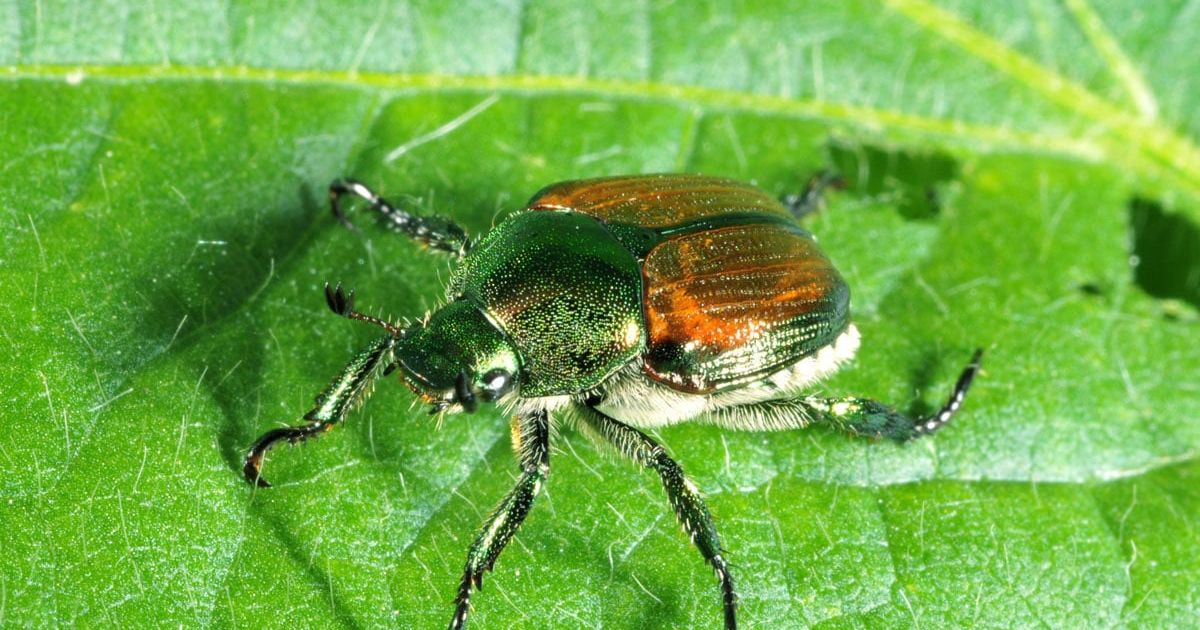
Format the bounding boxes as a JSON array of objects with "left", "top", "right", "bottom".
[{"left": 243, "top": 174, "right": 983, "bottom": 630}]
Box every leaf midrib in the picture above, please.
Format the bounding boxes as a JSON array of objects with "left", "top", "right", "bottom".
[{"left": 7, "top": 62, "right": 1199, "bottom": 204}]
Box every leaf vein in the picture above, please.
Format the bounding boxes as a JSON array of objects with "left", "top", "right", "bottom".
[
  {"left": 1063, "top": 0, "right": 1159, "bottom": 121},
  {"left": 5, "top": 63, "right": 1109, "bottom": 169},
  {"left": 883, "top": 0, "right": 1200, "bottom": 196}
]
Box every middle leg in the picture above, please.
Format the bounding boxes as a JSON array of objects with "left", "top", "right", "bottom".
[
  {"left": 782, "top": 170, "right": 846, "bottom": 220},
  {"left": 575, "top": 403, "right": 737, "bottom": 630}
]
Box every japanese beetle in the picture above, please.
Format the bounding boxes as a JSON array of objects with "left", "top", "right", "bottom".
[{"left": 243, "top": 174, "right": 983, "bottom": 630}]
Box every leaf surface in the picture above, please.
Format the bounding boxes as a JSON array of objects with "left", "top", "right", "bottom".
[{"left": 2, "top": 1, "right": 1198, "bottom": 628}]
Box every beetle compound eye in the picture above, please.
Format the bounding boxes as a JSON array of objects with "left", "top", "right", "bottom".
[{"left": 480, "top": 369, "right": 514, "bottom": 402}]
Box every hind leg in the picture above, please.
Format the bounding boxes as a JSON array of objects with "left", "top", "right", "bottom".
[{"left": 710, "top": 349, "right": 984, "bottom": 440}]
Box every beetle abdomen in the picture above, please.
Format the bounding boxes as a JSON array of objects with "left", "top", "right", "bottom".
[{"left": 641, "top": 223, "right": 849, "bottom": 393}]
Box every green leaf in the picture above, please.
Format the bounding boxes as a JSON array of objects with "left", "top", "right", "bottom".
[{"left": 3, "top": 1, "right": 1198, "bottom": 628}]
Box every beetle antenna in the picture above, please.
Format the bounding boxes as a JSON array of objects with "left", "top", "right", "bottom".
[{"left": 324, "top": 282, "right": 405, "bottom": 337}]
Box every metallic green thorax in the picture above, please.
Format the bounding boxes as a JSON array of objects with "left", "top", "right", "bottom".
[{"left": 445, "top": 211, "right": 645, "bottom": 396}]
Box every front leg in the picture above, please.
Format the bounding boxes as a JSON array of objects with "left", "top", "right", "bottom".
[
  {"left": 450, "top": 408, "right": 550, "bottom": 630},
  {"left": 575, "top": 404, "right": 737, "bottom": 630},
  {"left": 243, "top": 333, "right": 396, "bottom": 487},
  {"left": 330, "top": 179, "right": 470, "bottom": 257}
]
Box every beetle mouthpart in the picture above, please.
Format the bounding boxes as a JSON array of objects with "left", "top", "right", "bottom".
[{"left": 455, "top": 370, "right": 479, "bottom": 414}]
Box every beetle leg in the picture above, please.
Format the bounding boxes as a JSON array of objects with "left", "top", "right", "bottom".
[
  {"left": 576, "top": 405, "right": 737, "bottom": 630},
  {"left": 782, "top": 170, "right": 845, "bottom": 220},
  {"left": 710, "top": 348, "right": 984, "bottom": 440},
  {"left": 242, "top": 334, "right": 396, "bottom": 488},
  {"left": 450, "top": 408, "right": 550, "bottom": 630},
  {"left": 812, "top": 347, "right": 983, "bottom": 439},
  {"left": 330, "top": 178, "right": 470, "bottom": 257}
]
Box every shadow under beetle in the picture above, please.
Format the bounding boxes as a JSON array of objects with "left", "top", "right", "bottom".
[{"left": 244, "top": 174, "right": 983, "bottom": 630}]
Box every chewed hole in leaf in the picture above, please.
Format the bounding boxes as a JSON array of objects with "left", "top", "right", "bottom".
[
  {"left": 1129, "top": 197, "right": 1200, "bottom": 315},
  {"left": 828, "top": 141, "right": 959, "bottom": 220}
]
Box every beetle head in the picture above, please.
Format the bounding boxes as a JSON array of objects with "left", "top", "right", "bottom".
[{"left": 394, "top": 300, "right": 519, "bottom": 414}]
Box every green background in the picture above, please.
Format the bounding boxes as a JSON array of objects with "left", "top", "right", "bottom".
[{"left": 2, "top": 0, "right": 1198, "bottom": 627}]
